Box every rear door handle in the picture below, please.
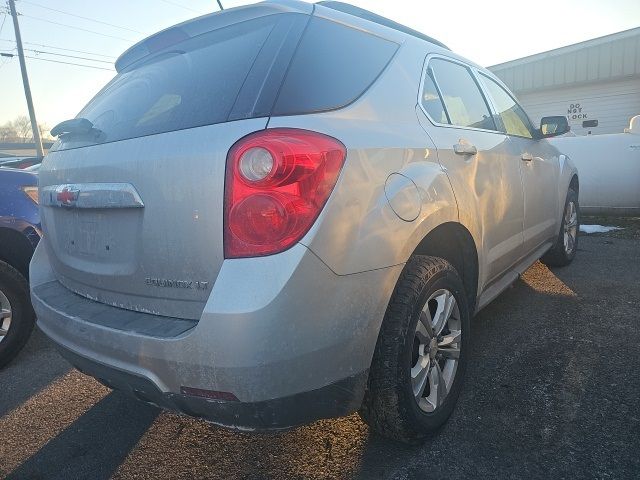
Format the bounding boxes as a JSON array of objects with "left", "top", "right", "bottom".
[
  {"left": 453, "top": 143, "right": 477, "bottom": 155},
  {"left": 521, "top": 153, "right": 533, "bottom": 162}
]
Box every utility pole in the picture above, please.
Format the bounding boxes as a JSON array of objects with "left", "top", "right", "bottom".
[{"left": 8, "top": 0, "right": 44, "bottom": 158}]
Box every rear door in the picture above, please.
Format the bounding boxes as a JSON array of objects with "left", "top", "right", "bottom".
[
  {"left": 417, "top": 56, "right": 525, "bottom": 284},
  {"left": 38, "top": 13, "right": 308, "bottom": 320},
  {"left": 477, "top": 73, "right": 560, "bottom": 254}
]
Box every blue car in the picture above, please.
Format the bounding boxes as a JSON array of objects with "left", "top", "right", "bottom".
[{"left": 0, "top": 167, "right": 40, "bottom": 367}]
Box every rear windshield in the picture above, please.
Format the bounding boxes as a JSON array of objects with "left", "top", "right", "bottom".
[
  {"left": 52, "top": 13, "right": 398, "bottom": 151},
  {"left": 56, "top": 15, "right": 287, "bottom": 150}
]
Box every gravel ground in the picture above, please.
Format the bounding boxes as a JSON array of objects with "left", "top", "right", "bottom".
[{"left": 0, "top": 222, "right": 638, "bottom": 480}]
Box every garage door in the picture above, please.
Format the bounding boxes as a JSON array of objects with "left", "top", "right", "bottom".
[{"left": 517, "top": 77, "right": 640, "bottom": 136}]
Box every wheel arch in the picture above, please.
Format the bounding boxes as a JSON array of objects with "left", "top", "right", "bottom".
[
  {"left": 569, "top": 174, "right": 579, "bottom": 195},
  {"left": 410, "top": 222, "right": 479, "bottom": 312},
  {"left": 0, "top": 227, "right": 37, "bottom": 280}
]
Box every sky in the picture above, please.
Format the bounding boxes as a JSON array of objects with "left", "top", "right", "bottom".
[{"left": 0, "top": 0, "right": 638, "bottom": 130}]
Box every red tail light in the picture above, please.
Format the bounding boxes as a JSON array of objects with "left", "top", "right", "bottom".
[{"left": 224, "top": 128, "right": 346, "bottom": 258}]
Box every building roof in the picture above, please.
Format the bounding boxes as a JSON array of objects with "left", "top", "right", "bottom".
[{"left": 489, "top": 27, "right": 640, "bottom": 93}]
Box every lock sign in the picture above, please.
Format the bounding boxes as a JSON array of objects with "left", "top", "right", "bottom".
[{"left": 567, "top": 103, "right": 588, "bottom": 121}]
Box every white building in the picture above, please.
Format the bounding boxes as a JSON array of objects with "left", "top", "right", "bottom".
[{"left": 489, "top": 27, "right": 640, "bottom": 136}]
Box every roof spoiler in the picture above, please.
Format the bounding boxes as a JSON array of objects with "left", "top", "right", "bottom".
[{"left": 115, "top": 1, "right": 314, "bottom": 73}]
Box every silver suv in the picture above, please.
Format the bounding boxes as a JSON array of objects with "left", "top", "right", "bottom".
[{"left": 31, "top": 1, "right": 579, "bottom": 442}]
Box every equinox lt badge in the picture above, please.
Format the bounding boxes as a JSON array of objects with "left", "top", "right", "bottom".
[{"left": 145, "top": 278, "right": 209, "bottom": 290}]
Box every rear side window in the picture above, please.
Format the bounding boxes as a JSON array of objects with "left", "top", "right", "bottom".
[
  {"left": 427, "top": 58, "right": 495, "bottom": 131},
  {"left": 479, "top": 74, "right": 534, "bottom": 138},
  {"left": 421, "top": 68, "right": 449, "bottom": 124},
  {"left": 272, "top": 17, "right": 398, "bottom": 115}
]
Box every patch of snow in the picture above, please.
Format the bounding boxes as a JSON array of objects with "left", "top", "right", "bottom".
[{"left": 580, "top": 224, "right": 622, "bottom": 234}]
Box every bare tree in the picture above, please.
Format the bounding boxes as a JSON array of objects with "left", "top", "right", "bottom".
[
  {"left": 0, "top": 125, "right": 16, "bottom": 142},
  {"left": 14, "top": 116, "right": 32, "bottom": 142},
  {"left": 0, "top": 116, "right": 53, "bottom": 142}
]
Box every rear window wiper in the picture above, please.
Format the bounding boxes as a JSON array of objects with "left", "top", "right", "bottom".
[{"left": 51, "top": 118, "right": 104, "bottom": 139}]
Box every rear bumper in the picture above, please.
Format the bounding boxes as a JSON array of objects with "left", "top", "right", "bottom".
[
  {"left": 55, "top": 343, "right": 367, "bottom": 430},
  {"left": 31, "top": 240, "right": 402, "bottom": 429}
]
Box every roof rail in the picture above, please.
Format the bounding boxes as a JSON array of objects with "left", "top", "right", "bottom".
[{"left": 317, "top": 1, "right": 449, "bottom": 50}]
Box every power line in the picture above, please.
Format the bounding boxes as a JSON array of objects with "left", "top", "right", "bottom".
[
  {"left": 157, "top": 0, "right": 200, "bottom": 13},
  {"left": 0, "top": 38, "right": 116, "bottom": 59},
  {"left": 19, "top": 13, "right": 136, "bottom": 42},
  {"left": 24, "top": 54, "right": 114, "bottom": 70},
  {"left": 25, "top": 48, "right": 113, "bottom": 64},
  {"left": 17, "top": 0, "right": 145, "bottom": 34},
  {"left": 0, "top": 51, "right": 114, "bottom": 71}
]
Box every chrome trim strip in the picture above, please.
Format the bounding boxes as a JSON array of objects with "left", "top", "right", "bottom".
[{"left": 40, "top": 183, "right": 144, "bottom": 209}]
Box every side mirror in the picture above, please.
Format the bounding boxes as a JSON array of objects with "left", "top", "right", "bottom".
[{"left": 539, "top": 116, "right": 570, "bottom": 138}]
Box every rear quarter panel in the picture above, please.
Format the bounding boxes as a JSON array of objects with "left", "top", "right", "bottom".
[{"left": 268, "top": 37, "right": 459, "bottom": 275}]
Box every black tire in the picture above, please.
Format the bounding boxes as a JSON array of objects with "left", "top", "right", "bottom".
[
  {"left": 541, "top": 188, "right": 579, "bottom": 268},
  {"left": 0, "top": 260, "right": 36, "bottom": 369},
  {"left": 359, "top": 255, "right": 470, "bottom": 444}
]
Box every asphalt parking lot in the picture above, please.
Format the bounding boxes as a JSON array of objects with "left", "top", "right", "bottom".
[{"left": 1, "top": 220, "right": 639, "bottom": 480}]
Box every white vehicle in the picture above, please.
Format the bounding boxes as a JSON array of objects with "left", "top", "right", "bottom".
[{"left": 550, "top": 116, "right": 640, "bottom": 215}]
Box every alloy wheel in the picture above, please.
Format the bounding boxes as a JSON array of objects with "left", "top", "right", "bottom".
[
  {"left": 411, "top": 289, "right": 461, "bottom": 413},
  {"left": 563, "top": 200, "right": 578, "bottom": 255},
  {"left": 0, "top": 289, "right": 12, "bottom": 344}
]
